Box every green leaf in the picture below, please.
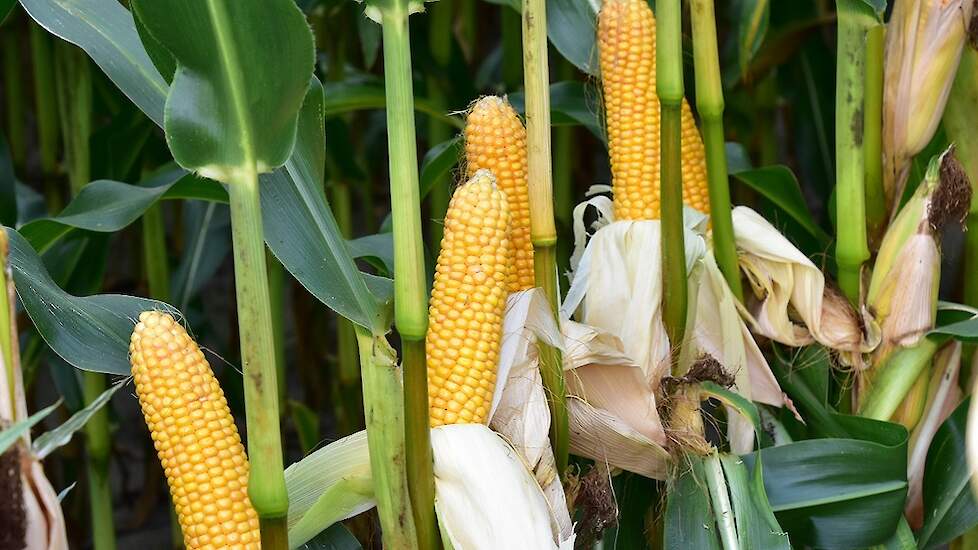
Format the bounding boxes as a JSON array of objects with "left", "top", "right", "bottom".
[
  {"left": 171, "top": 202, "right": 230, "bottom": 311},
  {"left": 419, "top": 137, "right": 461, "bottom": 200},
  {"left": 719, "top": 454, "right": 791, "bottom": 550},
  {"left": 665, "top": 455, "right": 721, "bottom": 549},
  {"left": 732, "top": 165, "right": 831, "bottom": 247},
  {"left": 297, "top": 523, "right": 362, "bottom": 550},
  {"left": 1, "top": 0, "right": 16, "bottom": 23},
  {"left": 0, "top": 133, "right": 16, "bottom": 226},
  {"left": 509, "top": 81, "right": 605, "bottom": 143},
  {"left": 771, "top": 345, "right": 848, "bottom": 439},
  {"left": 700, "top": 381, "right": 764, "bottom": 441},
  {"left": 603, "top": 473, "right": 658, "bottom": 549},
  {"left": 18, "top": 168, "right": 223, "bottom": 253},
  {"left": 323, "top": 80, "right": 463, "bottom": 129},
  {"left": 20, "top": 0, "right": 168, "bottom": 126},
  {"left": 289, "top": 399, "right": 321, "bottom": 457},
  {"left": 742, "top": 417, "right": 909, "bottom": 548},
  {"left": 490, "top": 0, "right": 598, "bottom": 74},
  {"left": 348, "top": 234, "right": 394, "bottom": 275},
  {"left": 131, "top": 6, "right": 176, "bottom": 83},
  {"left": 5, "top": 228, "right": 175, "bottom": 375},
  {"left": 917, "top": 399, "right": 978, "bottom": 549},
  {"left": 737, "top": 0, "right": 770, "bottom": 80},
  {"left": 930, "top": 315, "right": 978, "bottom": 342},
  {"left": 0, "top": 401, "right": 61, "bottom": 455},
  {"left": 32, "top": 378, "right": 126, "bottom": 459},
  {"left": 130, "top": 0, "right": 314, "bottom": 179}
]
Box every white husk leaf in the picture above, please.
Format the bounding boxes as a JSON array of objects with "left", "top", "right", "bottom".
[
  {"left": 431, "top": 424, "right": 573, "bottom": 550},
  {"left": 905, "top": 341, "right": 962, "bottom": 529},
  {"left": 566, "top": 397, "right": 670, "bottom": 480},
  {"left": 875, "top": 233, "right": 940, "bottom": 354},
  {"left": 732, "top": 206, "right": 877, "bottom": 365}
]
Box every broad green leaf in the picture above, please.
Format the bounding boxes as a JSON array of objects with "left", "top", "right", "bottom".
[
  {"left": 603, "top": 473, "right": 658, "bottom": 549},
  {"left": 348, "top": 234, "right": 394, "bottom": 275},
  {"left": 356, "top": 4, "right": 381, "bottom": 70},
  {"left": 510, "top": 81, "right": 605, "bottom": 143},
  {"left": 0, "top": 134, "right": 16, "bottom": 226},
  {"left": 0, "top": 401, "right": 60, "bottom": 455},
  {"left": 738, "top": 0, "right": 770, "bottom": 79},
  {"left": 32, "top": 378, "right": 126, "bottom": 459},
  {"left": 419, "top": 137, "right": 462, "bottom": 200},
  {"left": 323, "top": 80, "right": 464, "bottom": 129},
  {"left": 665, "top": 454, "right": 721, "bottom": 549},
  {"left": 20, "top": 0, "right": 168, "bottom": 126},
  {"left": 930, "top": 310, "right": 978, "bottom": 342},
  {"left": 5, "top": 228, "right": 175, "bottom": 375},
  {"left": 131, "top": 7, "right": 175, "bottom": 83},
  {"left": 131, "top": 0, "right": 314, "bottom": 180},
  {"left": 18, "top": 168, "right": 223, "bottom": 253},
  {"left": 770, "top": 344, "right": 847, "bottom": 439},
  {"left": 720, "top": 454, "right": 791, "bottom": 550},
  {"left": 742, "top": 417, "right": 909, "bottom": 548},
  {"left": 297, "top": 524, "right": 362, "bottom": 550},
  {"left": 491, "top": 0, "right": 599, "bottom": 75},
  {"left": 918, "top": 399, "right": 978, "bottom": 549},
  {"left": 732, "top": 165, "right": 831, "bottom": 247}
]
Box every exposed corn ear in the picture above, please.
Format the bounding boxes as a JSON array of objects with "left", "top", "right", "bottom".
[
  {"left": 427, "top": 170, "right": 513, "bottom": 427},
  {"left": 465, "top": 96, "right": 535, "bottom": 291},
  {"left": 597, "top": 0, "right": 709, "bottom": 220},
  {"left": 130, "top": 311, "right": 260, "bottom": 549}
]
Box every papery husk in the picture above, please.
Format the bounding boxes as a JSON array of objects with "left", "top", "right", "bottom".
[
  {"left": 905, "top": 342, "right": 962, "bottom": 529},
  {"left": 431, "top": 424, "right": 575, "bottom": 550},
  {"left": 883, "top": 0, "right": 974, "bottom": 210},
  {"left": 0, "top": 232, "right": 67, "bottom": 550},
  {"left": 732, "top": 206, "right": 878, "bottom": 366}
]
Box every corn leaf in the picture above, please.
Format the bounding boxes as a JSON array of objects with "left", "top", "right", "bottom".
[
  {"left": 129, "top": 0, "right": 313, "bottom": 180},
  {"left": 742, "top": 417, "right": 909, "bottom": 548},
  {"left": 4, "top": 228, "right": 175, "bottom": 375},
  {"left": 419, "top": 137, "right": 462, "bottom": 200},
  {"left": 700, "top": 381, "right": 764, "bottom": 442},
  {"left": 719, "top": 454, "right": 791, "bottom": 550},
  {"left": 664, "top": 454, "right": 721, "bottom": 550},
  {"left": 32, "top": 378, "right": 126, "bottom": 459},
  {"left": 170, "top": 202, "right": 230, "bottom": 312},
  {"left": 731, "top": 165, "right": 831, "bottom": 247},
  {"left": 0, "top": 134, "right": 16, "bottom": 226},
  {"left": 509, "top": 81, "right": 605, "bottom": 142},
  {"left": 0, "top": 401, "right": 59, "bottom": 455},
  {"left": 737, "top": 0, "right": 770, "bottom": 79},
  {"left": 918, "top": 399, "right": 978, "bottom": 549},
  {"left": 297, "top": 524, "right": 362, "bottom": 550},
  {"left": 490, "top": 0, "right": 599, "bottom": 75},
  {"left": 323, "top": 80, "right": 464, "bottom": 129}
]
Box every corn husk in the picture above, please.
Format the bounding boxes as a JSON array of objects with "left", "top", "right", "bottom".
[
  {"left": 0, "top": 233, "right": 67, "bottom": 550},
  {"left": 883, "top": 0, "right": 975, "bottom": 211},
  {"left": 732, "top": 206, "right": 879, "bottom": 366},
  {"left": 905, "top": 342, "right": 962, "bottom": 529}
]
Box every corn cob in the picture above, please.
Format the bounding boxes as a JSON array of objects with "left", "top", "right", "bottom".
[
  {"left": 427, "top": 170, "right": 513, "bottom": 427},
  {"left": 598, "top": 0, "right": 709, "bottom": 220},
  {"left": 464, "top": 96, "right": 535, "bottom": 292},
  {"left": 130, "top": 311, "right": 259, "bottom": 550}
]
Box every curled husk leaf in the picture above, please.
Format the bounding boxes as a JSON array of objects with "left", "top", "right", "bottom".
[
  {"left": 884, "top": 0, "right": 975, "bottom": 209},
  {"left": 732, "top": 206, "right": 879, "bottom": 366}
]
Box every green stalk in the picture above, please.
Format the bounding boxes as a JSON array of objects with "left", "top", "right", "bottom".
[
  {"left": 943, "top": 49, "right": 978, "bottom": 308},
  {"left": 267, "top": 252, "right": 287, "bottom": 413},
  {"left": 834, "top": 0, "right": 877, "bottom": 304},
  {"left": 330, "top": 181, "right": 364, "bottom": 433},
  {"left": 858, "top": 337, "right": 941, "bottom": 421},
  {"left": 501, "top": 6, "right": 522, "bottom": 91},
  {"left": 82, "top": 371, "right": 116, "bottom": 550},
  {"left": 459, "top": 0, "right": 476, "bottom": 63},
  {"left": 2, "top": 26, "right": 26, "bottom": 169},
  {"left": 522, "top": 0, "right": 569, "bottom": 474},
  {"left": 356, "top": 327, "right": 418, "bottom": 547},
  {"left": 1, "top": 233, "right": 16, "bottom": 427},
  {"left": 226, "top": 166, "right": 288, "bottom": 549},
  {"left": 427, "top": 0, "right": 452, "bottom": 253},
  {"left": 704, "top": 451, "right": 738, "bottom": 550},
  {"left": 657, "top": 0, "right": 688, "bottom": 354},
  {"left": 55, "top": 42, "right": 92, "bottom": 196},
  {"left": 689, "top": 0, "right": 743, "bottom": 303},
  {"left": 863, "top": 25, "right": 886, "bottom": 247},
  {"left": 553, "top": 59, "right": 575, "bottom": 276},
  {"left": 141, "top": 205, "right": 169, "bottom": 303},
  {"left": 29, "top": 23, "right": 61, "bottom": 211},
  {"left": 379, "top": 5, "right": 438, "bottom": 547}
]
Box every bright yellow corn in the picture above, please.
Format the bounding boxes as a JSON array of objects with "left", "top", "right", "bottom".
[
  {"left": 598, "top": 0, "right": 709, "bottom": 220},
  {"left": 464, "top": 96, "right": 534, "bottom": 292},
  {"left": 427, "top": 170, "right": 513, "bottom": 427},
  {"left": 130, "top": 311, "right": 259, "bottom": 550}
]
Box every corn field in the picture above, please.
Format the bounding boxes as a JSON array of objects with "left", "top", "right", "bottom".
[{"left": 1, "top": 0, "right": 978, "bottom": 548}]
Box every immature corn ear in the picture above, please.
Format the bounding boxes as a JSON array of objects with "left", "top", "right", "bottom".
[
  {"left": 427, "top": 170, "right": 513, "bottom": 427},
  {"left": 597, "top": 0, "right": 709, "bottom": 221},
  {"left": 883, "top": 0, "right": 975, "bottom": 210},
  {"left": 868, "top": 148, "right": 971, "bottom": 363},
  {"left": 465, "top": 96, "right": 534, "bottom": 292},
  {"left": 130, "top": 311, "right": 260, "bottom": 549}
]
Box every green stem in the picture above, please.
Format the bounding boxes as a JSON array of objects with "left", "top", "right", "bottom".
[
  {"left": 2, "top": 27, "right": 26, "bottom": 169},
  {"left": 380, "top": 6, "right": 437, "bottom": 548},
  {"left": 704, "top": 451, "right": 739, "bottom": 550},
  {"left": 141, "top": 204, "right": 169, "bottom": 302},
  {"left": 834, "top": 0, "right": 876, "bottom": 304},
  {"left": 858, "top": 337, "right": 941, "bottom": 421},
  {"left": 656, "top": 0, "right": 688, "bottom": 356},
  {"left": 29, "top": 22, "right": 61, "bottom": 211},
  {"left": 356, "top": 327, "right": 418, "bottom": 548},
  {"left": 501, "top": 6, "right": 522, "bottom": 91},
  {"left": 553, "top": 60, "right": 575, "bottom": 278},
  {"left": 259, "top": 517, "right": 288, "bottom": 550},
  {"left": 427, "top": 0, "right": 452, "bottom": 254},
  {"left": 55, "top": 42, "right": 91, "bottom": 196},
  {"left": 689, "top": 0, "right": 743, "bottom": 303},
  {"left": 522, "top": 0, "right": 569, "bottom": 475},
  {"left": 266, "top": 252, "right": 287, "bottom": 414},
  {"left": 226, "top": 167, "right": 288, "bottom": 545},
  {"left": 863, "top": 25, "right": 885, "bottom": 247},
  {"left": 82, "top": 371, "right": 116, "bottom": 550}
]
